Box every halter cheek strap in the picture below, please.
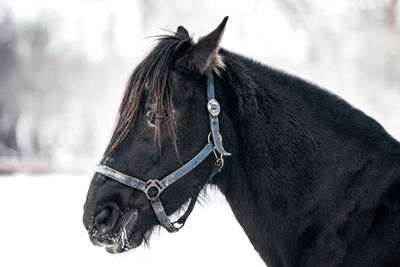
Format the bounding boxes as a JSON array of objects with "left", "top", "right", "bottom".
[
  {"left": 207, "top": 74, "right": 231, "bottom": 156},
  {"left": 95, "top": 73, "right": 231, "bottom": 232}
]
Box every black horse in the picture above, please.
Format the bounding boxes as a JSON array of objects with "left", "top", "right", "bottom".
[{"left": 83, "top": 17, "right": 400, "bottom": 266}]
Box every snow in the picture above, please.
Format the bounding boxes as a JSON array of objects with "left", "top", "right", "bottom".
[{"left": 0, "top": 174, "right": 265, "bottom": 267}]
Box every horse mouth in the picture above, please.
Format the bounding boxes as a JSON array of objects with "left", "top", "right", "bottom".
[
  {"left": 88, "top": 208, "right": 143, "bottom": 254},
  {"left": 104, "top": 228, "right": 143, "bottom": 254}
]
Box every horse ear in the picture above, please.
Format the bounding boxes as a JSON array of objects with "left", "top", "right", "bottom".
[
  {"left": 176, "top": 16, "right": 228, "bottom": 74},
  {"left": 176, "top": 26, "right": 189, "bottom": 39}
]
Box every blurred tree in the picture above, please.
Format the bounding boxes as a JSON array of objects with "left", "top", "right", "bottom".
[
  {"left": 0, "top": 7, "right": 130, "bottom": 171},
  {"left": 0, "top": 13, "right": 20, "bottom": 155}
]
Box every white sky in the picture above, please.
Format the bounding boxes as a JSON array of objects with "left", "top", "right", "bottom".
[{"left": 1, "top": 0, "right": 308, "bottom": 67}]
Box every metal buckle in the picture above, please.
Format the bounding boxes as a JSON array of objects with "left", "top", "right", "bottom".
[
  {"left": 207, "top": 99, "right": 220, "bottom": 116},
  {"left": 144, "top": 179, "right": 164, "bottom": 199},
  {"left": 208, "top": 132, "right": 224, "bottom": 167}
]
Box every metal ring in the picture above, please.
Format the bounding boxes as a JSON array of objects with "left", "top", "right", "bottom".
[
  {"left": 144, "top": 179, "right": 164, "bottom": 199},
  {"left": 208, "top": 132, "right": 224, "bottom": 163},
  {"left": 172, "top": 221, "right": 185, "bottom": 230}
]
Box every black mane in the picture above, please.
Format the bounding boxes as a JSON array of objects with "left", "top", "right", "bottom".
[{"left": 112, "top": 34, "right": 191, "bottom": 151}]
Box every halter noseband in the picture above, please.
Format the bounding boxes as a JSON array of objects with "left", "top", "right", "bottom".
[{"left": 95, "top": 73, "right": 231, "bottom": 232}]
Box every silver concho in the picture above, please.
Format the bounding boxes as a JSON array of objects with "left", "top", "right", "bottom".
[{"left": 207, "top": 99, "right": 220, "bottom": 116}]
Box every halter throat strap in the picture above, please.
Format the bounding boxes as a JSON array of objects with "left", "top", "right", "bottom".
[{"left": 95, "top": 73, "right": 230, "bottom": 232}]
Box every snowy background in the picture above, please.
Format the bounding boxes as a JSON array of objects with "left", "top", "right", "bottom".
[
  {"left": 0, "top": 0, "right": 399, "bottom": 266},
  {"left": 0, "top": 174, "right": 265, "bottom": 267}
]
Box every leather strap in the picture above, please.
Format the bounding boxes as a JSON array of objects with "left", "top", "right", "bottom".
[
  {"left": 94, "top": 164, "right": 148, "bottom": 191},
  {"left": 150, "top": 196, "right": 177, "bottom": 232},
  {"left": 159, "top": 143, "right": 214, "bottom": 188},
  {"left": 207, "top": 74, "right": 231, "bottom": 156},
  {"left": 173, "top": 190, "right": 201, "bottom": 228}
]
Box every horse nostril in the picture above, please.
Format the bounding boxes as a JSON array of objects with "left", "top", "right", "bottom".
[
  {"left": 94, "top": 203, "right": 119, "bottom": 234},
  {"left": 95, "top": 208, "right": 111, "bottom": 228}
]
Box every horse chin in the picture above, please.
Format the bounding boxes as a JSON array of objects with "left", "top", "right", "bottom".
[{"left": 104, "top": 232, "right": 143, "bottom": 254}]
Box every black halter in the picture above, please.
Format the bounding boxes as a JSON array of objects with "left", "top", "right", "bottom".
[{"left": 95, "top": 73, "right": 231, "bottom": 232}]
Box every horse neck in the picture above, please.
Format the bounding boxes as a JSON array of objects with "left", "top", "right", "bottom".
[
  {"left": 212, "top": 50, "right": 400, "bottom": 266},
  {"left": 214, "top": 50, "right": 318, "bottom": 210},
  {"left": 212, "top": 53, "right": 313, "bottom": 264}
]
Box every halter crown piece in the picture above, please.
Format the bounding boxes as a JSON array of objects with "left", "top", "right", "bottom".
[{"left": 95, "top": 73, "right": 231, "bottom": 232}]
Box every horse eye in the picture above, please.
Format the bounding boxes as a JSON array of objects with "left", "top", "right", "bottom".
[{"left": 146, "top": 109, "right": 168, "bottom": 127}]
